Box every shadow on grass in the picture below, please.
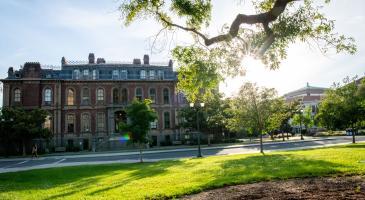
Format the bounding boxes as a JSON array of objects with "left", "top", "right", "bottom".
[
  {"left": 197, "top": 154, "right": 348, "bottom": 190},
  {"left": 0, "top": 160, "right": 184, "bottom": 199}
]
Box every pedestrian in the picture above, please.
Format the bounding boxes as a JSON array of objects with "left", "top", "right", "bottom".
[{"left": 32, "top": 144, "right": 38, "bottom": 159}]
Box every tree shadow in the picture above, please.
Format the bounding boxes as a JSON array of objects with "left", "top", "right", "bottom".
[
  {"left": 201, "top": 154, "right": 348, "bottom": 189},
  {"left": 0, "top": 160, "right": 184, "bottom": 199}
]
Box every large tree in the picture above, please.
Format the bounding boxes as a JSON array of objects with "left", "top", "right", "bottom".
[
  {"left": 0, "top": 107, "right": 51, "bottom": 156},
  {"left": 119, "top": 99, "right": 157, "bottom": 162},
  {"left": 316, "top": 77, "right": 365, "bottom": 143},
  {"left": 120, "top": 0, "right": 356, "bottom": 101}
]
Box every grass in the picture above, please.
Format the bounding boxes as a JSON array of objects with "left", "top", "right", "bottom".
[{"left": 0, "top": 144, "right": 365, "bottom": 200}]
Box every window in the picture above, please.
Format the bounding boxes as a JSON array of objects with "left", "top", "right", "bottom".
[
  {"left": 135, "top": 88, "right": 143, "bottom": 101},
  {"left": 121, "top": 88, "right": 128, "bottom": 104},
  {"left": 44, "top": 115, "right": 51, "bottom": 130},
  {"left": 92, "top": 69, "right": 97, "bottom": 80},
  {"left": 81, "top": 113, "right": 91, "bottom": 132},
  {"left": 149, "top": 70, "right": 155, "bottom": 79},
  {"left": 83, "top": 69, "right": 89, "bottom": 79},
  {"left": 112, "top": 88, "right": 119, "bottom": 104},
  {"left": 73, "top": 69, "right": 80, "bottom": 79},
  {"left": 140, "top": 70, "right": 146, "bottom": 79},
  {"left": 158, "top": 70, "right": 164, "bottom": 80},
  {"left": 82, "top": 88, "right": 90, "bottom": 105},
  {"left": 150, "top": 119, "right": 157, "bottom": 129},
  {"left": 14, "top": 88, "right": 21, "bottom": 102},
  {"left": 163, "top": 88, "right": 170, "bottom": 104},
  {"left": 97, "top": 113, "right": 105, "bottom": 132},
  {"left": 67, "top": 89, "right": 75, "bottom": 105},
  {"left": 112, "top": 70, "right": 119, "bottom": 79},
  {"left": 149, "top": 88, "right": 156, "bottom": 103},
  {"left": 164, "top": 112, "right": 170, "bottom": 129},
  {"left": 97, "top": 88, "right": 104, "bottom": 101},
  {"left": 66, "top": 114, "right": 75, "bottom": 133},
  {"left": 44, "top": 88, "right": 52, "bottom": 105},
  {"left": 121, "top": 70, "right": 127, "bottom": 80}
]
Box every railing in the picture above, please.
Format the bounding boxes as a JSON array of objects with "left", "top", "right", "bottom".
[
  {"left": 41, "top": 65, "right": 61, "bottom": 70},
  {"left": 63, "top": 60, "right": 170, "bottom": 66}
]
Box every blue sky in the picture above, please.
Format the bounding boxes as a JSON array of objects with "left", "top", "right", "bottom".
[{"left": 0, "top": 0, "right": 364, "bottom": 104}]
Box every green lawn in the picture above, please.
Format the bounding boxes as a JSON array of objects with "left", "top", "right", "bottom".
[{"left": 1, "top": 144, "right": 365, "bottom": 200}]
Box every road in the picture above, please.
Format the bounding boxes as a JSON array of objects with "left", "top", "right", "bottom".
[{"left": 0, "top": 136, "right": 364, "bottom": 173}]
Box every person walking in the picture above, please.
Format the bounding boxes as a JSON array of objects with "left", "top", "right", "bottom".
[{"left": 31, "top": 144, "right": 38, "bottom": 159}]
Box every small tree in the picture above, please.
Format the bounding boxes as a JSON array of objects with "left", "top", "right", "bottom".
[
  {"left": 231, "top": 82, "right": 277, "bottom": 153},
  {"left": 292, "top": 107, "right": 314, "bottom": 135},
  {"left": 120, "top": 99, "right": 157, "bottom": 162}
]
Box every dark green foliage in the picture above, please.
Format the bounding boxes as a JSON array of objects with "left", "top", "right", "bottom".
[{"left": 119, "top": 99, "right": 157, "bottom": 144}]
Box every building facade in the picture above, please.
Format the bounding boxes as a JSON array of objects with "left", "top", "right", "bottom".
[
  {"left": 284, "top": 83, "right": 327, "bottom": 133},
  {"left": 1, "top": 53, "right": 187, "bottom": 150}
]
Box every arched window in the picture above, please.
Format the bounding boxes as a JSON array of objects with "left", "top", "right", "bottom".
[
  {"left": 14, "top": 88, "right": 21, "bottom": 102},
  {"left": 164, "top": 112, "right": 170, "bottom": 129},
  {"left": 81, "top": 113, "right": 91, "bottom": 132},
  {"left": 97, "top": 88, "right": 104, "bottom": 102},
  {"left": 163, "top": 88, "right": 170, "bottom": 104},
  {"left": 149, "top": 88, "right": 156, "bottom": 103},
  {"left": 82, "top": 88, "right": 90, "bottom": 105},
  {"left": 135, "top": 88, "right": 143, "bottom": 101},
  {"left": 44, "top": 88, "right": 52, "bottom": 105},
  {"left": 112, "top": 88, "right": 119, "bottom": 104},
  {"left": 67, "top": 88, "right": 75, "bottom": 105},
  {"left": 121, "top": 88, "right": 128, "bottom": 104}
]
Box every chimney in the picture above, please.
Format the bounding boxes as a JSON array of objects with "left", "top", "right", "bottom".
[
  {"left": 133, "top": 58, "right": 141, "bottom": 65},
  {"left": 61, "top": 56, "right": 67, "bottom": 65},
  {"left": 97, "top": 58, "right": 106, "bottom": 64},
  {"left": 143, "top": 54, "right": 149, "bottom": 65},
  {"left": 168, "top": 59, "right": 173, "bottom": 68},
  {"left": 8, "top": 67, "right": 14, "bottom": 77},
  {"left": 88, "top": 53, "right": 95, "bottom": 64}
]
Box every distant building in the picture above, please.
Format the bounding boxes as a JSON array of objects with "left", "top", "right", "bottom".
[
  {"left": 284, "top": 82, "right": 327, "bottom": 115},
  {"left": 1, "top": 53, "right": 187, "bottom": 151},
  {"left": 284, "top": 83, "right": 328, "bottom": 133}
]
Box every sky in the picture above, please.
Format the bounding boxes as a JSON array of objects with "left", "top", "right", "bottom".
[{"left": 0, "top": 0, "right": 364, "bottom": 105}]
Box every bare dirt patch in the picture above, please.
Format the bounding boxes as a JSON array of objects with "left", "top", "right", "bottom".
[{"left": 182, "top": 176, "right": 365, "bottom": 200}]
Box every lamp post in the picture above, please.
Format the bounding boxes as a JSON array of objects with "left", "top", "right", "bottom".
[
  {"left": 190, "top": 102, "right": 205, "bottom": 158},
  {"left": 299, "top": 109, "right": 304, "bottom": 140}
]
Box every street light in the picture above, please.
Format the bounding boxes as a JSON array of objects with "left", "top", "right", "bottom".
[
  {"left": 299, "top": 109, "right": 304, "bottom": 140},
  {"left": 190, "top": 102, "right": 204, "bottom": 158}
]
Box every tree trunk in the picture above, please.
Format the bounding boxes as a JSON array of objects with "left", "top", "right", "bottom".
[
  {"left": 352, "top": 124, "right": 356, "bottom": 144},
  {"left": 22, "top": 139, "right": 26, "bottom": 156},
  {"left": 139, "top": 143, "right": 143, "bottom": 163},
  {"left": 260, "top": 132, "right": 264, "bottom": 154},
  {"left": 282, "top": 131, "right": 285, "bottom": 141}
]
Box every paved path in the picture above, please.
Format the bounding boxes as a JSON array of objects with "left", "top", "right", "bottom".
[{"left": 0, "top": 136, "right": 364, "bottom": 173}]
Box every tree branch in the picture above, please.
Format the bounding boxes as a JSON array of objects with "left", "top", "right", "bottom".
[{"left": 155, "top": 0, "right": 298, "bottom": 48}]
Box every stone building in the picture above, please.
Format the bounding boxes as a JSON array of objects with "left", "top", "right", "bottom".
[{"left": 1, "top": 53, "right": 187, "bottom": 150}]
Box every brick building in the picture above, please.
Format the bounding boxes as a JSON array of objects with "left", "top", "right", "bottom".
[{"left": 1, "top": 53, "right": 187, "bottom": 150}]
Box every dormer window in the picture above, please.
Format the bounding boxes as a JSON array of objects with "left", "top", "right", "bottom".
[
  {"left": 140, "top": 70, "right": 146, "bottom": 79},
  {"left": 113, "top": 70, "right": 119, "bottom": 79},
  {"left": 92, "top": 69, "right": 97, "bottom": 80},
  {"left": 73, "top": 69, "right": 80, "bottom": 80},
  {"left": 83, "top": 69, "right": 89, "bottom": 79},
  {"left": 158, "top": 70, "right": 164, "bottom": 80},
  {"left": 121, "top": 70, "right": 127, "bottom": 80},
  {"left": 149, "top": 70, "right": 155, "bottom": 79}
]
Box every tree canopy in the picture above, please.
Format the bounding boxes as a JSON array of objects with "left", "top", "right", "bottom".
[{"left": 120, "top": 0, "right": 356, "bottom": 101}]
